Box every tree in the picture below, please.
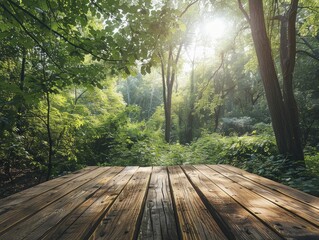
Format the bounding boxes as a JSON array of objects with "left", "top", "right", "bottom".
[
  {"left": 159, "top": 43, "right": 184, "bottom": 143},
  {"left": 0, "top": 0, "right": 181, "bottom": 178},
  {"left": 117, "top": 73, "right": 163, "bottom": 120},
  {"left": 156, "top": 0, "right": 200, "bottom": 143},
  {"left": 238, "top": 0, "right": 304, "bottom": 164}
]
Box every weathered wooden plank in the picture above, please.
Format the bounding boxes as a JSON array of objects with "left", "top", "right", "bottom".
[
  {"left": 43, "top": 166, "right": 138, "bottom": 240},
  {"left": 139, "top": 166, "right": 178, "bottom": 240},
  {"left": 0, "top": 164, "right": 317, "bottom": 240},
  {"left": 195, "top": 165, "right": 319, "bottom": 239},
  {"left": 219, "top": 164, "right": 319, "bottom": 210},
  {"left": 211, "top": 165, "right": 319, "bottom": 227},
  {"left": 0, "top": 167, "right": 120, "bottom": 240},
  {"left": 0, "top": 167, "right": 108, "bottom": 235},
  {"left": 182, "top": 165, "right": 281, "bottom": 240},
  {"left": 168, "top": 166, "right": 227, "bottom": 240},
  {"left": 0, "top": 166, "right": 98, "bottom": 209},
  {"left": 89, "top": 167, "right": 152, "bottom": 240}
]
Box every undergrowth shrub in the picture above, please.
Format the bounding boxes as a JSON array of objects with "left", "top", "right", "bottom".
[
  {"left": 188, "top": 132, "right": 319, "bottom": 196},
  {"left": 189, "top": 133, "right": 224, "bottom": 163},
  {"left": 220, "top": 117, "right": 254, "bottom": 135}
]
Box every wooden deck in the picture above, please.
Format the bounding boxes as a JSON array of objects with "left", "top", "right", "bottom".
[{"left": 0, "top": 165, "right": 318, "bottom": 240}]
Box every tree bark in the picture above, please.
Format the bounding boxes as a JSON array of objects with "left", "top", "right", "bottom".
[
  {"left": 46, "top": 91, "right": 53, "bottom": 181},
  {"left": 16, "top": 48, "right": 26, "bottom": 134},
  {"left": 160, "top": 43, "right": 183, "bottom": 143},
  {"left": 280, "top": 0, "right": 304, "bottom": 162},
  {"left": 246, "top": 0, "right": 304, "bottom": 163},
  {"left": 165, "top": 47, "right": 173, "bottom": 143},
  {"left": 185, "top": 58, "right": 195, "bottom": 143},
  {"left": 214, "top": 106, "right": 221, "bottom": 132}
]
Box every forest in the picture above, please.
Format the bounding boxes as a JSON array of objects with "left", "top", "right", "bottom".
[{"left": 0, "top": 0, "right": 319, "bottom": 197}]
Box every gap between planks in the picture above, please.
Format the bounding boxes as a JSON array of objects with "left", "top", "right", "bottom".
[{"left": 1, "top": 165, "right": 319, "bottom": 240}]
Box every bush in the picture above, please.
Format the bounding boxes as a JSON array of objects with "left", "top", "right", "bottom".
[
  {"left": 252, "top": 122, "right": 274, "bottom": 135},
  {"left": 189, "top": 133, "right": 224, "bottom": 163},
  {"left": 304, "top": 147, "right": 319, "bottom": 175},
  {"left": 0, "top": 130, "right": 34, "bottom": 180},
  {"left": 220, "top": 117, "right": 254, "bottom": 135},
  {"left": 187, "top": 132, "right": 319, "bottom": 196}
]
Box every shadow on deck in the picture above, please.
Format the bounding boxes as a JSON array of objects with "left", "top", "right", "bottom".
[{"left": 0, "top": 165, "right": 318, "bottom": 239}]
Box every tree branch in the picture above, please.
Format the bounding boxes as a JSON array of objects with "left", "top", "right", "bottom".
[
  {"left": 197, "top": 53, "right": 225, "bottom": 101},
  {"left": 6, "top": 0, "right": 122, "bottom": 63},
  {"left": 74, "top": 89, "right": 88, "bottom": 105},
  {"left": 296, "top": 50, "right": 319, "bottom": 61},
  {"left": 179, "top": 0, "right": 199, "bottom": 18},
  {"left": 238, "top": 0, "right": 251, "bottom": 24},
  {"left": 221, "top": 85, "right": 236, "bottom": 98},
  {"left": 299, "top": 35, "right": 318, "bottom": 54},
  {"left": 0, "top": 3, "right": 62, "bottom": 69}
]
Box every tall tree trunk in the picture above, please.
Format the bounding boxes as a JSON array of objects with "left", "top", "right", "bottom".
[
  {"left": 162, "top": 47, "right": 172, "bottom": 143},
  {"left": 214, "top": 106, "right": 221, "bottom": 132},
  {"left": 46, "top": 91, "right": 53, "bottom": 181},
  {"left": 17, "top": 48, "right": 26, "bottom": 134},
  {"left": 186, "top": 60, "right": 195, "bottom": 143},
  {"left": 165, "top": 81, "right": 173, "bottom": 142},
  {"left": 160, "top": 43, "right": 183, "bottom": 143},
  {"left": 148, "top": 85, "right": 155, "bottom": 118},
  {"left": 243, "top": 0, "right": 304, "bottom": 164},
  {"left": 279, "top": 0, "right": 304, "bottom": 162}
]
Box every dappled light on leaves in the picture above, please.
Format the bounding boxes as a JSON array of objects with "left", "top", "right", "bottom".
[{"left": 0, "top": 0, "right": 318, "bottom": 199}]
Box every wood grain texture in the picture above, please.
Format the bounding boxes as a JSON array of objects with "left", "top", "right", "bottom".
[
  {"left": 219, "top": 164, "right": 319, "bottom": 210},
  {"left": 168, "top": 166, "right": 227, "bottom": 240},
  {"left": 50, "top": 166, "right": 138, "bottom": 240},
  {"left": 0, "top": 165, "right": 318, "bottom": 240},
  {"left": 139, "top": 166, "right": 178, "bottom": 240},
  {"left": 0, "top": 167, "right": 120, "bottom": 240},
  {"left": 0, "top": 167, "right": 108, "bottom": 235},
  {"left": 0, "top": 166, "right": 98, "bottom": 210},
  {"left": 89, "top": 167, "right": 152, "bottom": 240},
  {"left": 196, "top": 165, "right": 319, "bottom": 239},
  {"left": 212, "top": 165, "right": 319, "bottom": 227},
  {"left": 182, "top": 165, "right": 281, "bottom": 240}
]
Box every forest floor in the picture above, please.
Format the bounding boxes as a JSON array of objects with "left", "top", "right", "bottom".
[{"left": 0, "top": 168, "right": 46, "bottom": 199}]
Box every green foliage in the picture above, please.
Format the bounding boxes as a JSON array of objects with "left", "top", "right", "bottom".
[
  {"left": 117, "top": 73, "right": 163, "bottom": 120},
  {"left": 252, "top": 122, "right": 274, "bottom": 135},
  {"left": 188, "top": 132, "right": 276, "bottom": 164},
  {"left": 187, "top": 132, "right": 319, "bottom": 196},
  {"left": 0, "top": 0, "right": 319, "bottom": 199},
  {"left": 189, "top": 133, "right": 224, "bottom": 163},
  {"left": 220, "top": 117, "right": 254, "bottom": 135},
  {"left": 304, "top": 147, "right": 319, "bottom": 175},
  {"left": 0, "top": 130, "right": 33, "bottom": 180}
]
